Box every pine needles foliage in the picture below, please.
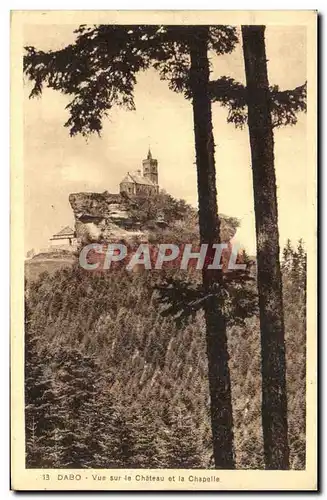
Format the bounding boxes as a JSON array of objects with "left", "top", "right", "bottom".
[{"left": 25, "top": 240, "right": 306, "bottom": 469}]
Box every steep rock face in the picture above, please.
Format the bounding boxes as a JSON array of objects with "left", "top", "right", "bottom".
[
  {"left": 69, "top": 190, "right": 240, "bottom": 248},
  {"left": 69, "top": 191, "right": 146, "bottom": 244}
]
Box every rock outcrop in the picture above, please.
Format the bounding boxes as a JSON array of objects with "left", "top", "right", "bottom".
[
  {"left": 69, "top": 190, "right": 240, "bottom": 247},
  {"left": 69, "top": 191, "right": 146, "bottom": 244}
]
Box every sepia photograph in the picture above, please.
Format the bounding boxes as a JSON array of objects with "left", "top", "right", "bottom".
[{"left": 11, "top": 10, "right": 317, "bottom": 491}]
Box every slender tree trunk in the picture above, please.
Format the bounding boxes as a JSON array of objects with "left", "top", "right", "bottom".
[
  {"left": 189, "top": 27, "right": 235, "bottom": 469},
  {"left": 241, "top": 25, "right": 290, "bottom": 469}
]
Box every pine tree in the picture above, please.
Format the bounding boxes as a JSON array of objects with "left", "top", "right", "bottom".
[
  {"left": 282, "top": 239, "right": 293, "bottom": 272},
  {"left": 207, "top": 26, "right": 306, "bottom": 469},
  {"left": 296, "top": 239, "right": 307, "bottom": 291},
  {"left": 158, "top": 404, "right": 205, "bottom": 468},
  {"left": 241, "top": 24, "right": 290, "bottom": 470},
  {"left": 127, "top": 406, "right": 163, "bottom": 468},
  {"left": 25, "top": 307, "right": 53, "bottom": 467}
]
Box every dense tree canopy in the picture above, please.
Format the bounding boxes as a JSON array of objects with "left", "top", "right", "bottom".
[
  {"left": 24, "top": 24, "right": 306, "bottom": 136},
  {"left": 25, "top": 240, "right": 306, "bottom": 469},
  {"left": 24, "top": 25, "right": 238, "bottom": 135}
]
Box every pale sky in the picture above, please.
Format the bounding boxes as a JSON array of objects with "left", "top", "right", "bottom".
[{"left": 24, "top": 24, "right": 307, "bottom": 254}]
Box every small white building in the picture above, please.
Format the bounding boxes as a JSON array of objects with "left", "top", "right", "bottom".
[{"left": 50, "top": 226, "right": 77, "bottom": 250}]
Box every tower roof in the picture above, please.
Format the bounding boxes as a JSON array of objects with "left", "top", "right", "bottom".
[{"left": 147, "top": 148, "right": 152, "bottom": 160}]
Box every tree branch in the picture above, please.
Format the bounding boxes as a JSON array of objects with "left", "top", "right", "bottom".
[
  {"left": 209, "top": 77, "right": 307, "bottom": 129},
  {"left": 24, "top": 25, "right": 239, "bottom": 136}
]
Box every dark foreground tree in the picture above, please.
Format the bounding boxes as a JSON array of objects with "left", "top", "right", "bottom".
[
  {"left": 24, "top": 24, "right": 239, "bottom": 468},
  {"left": 188, "top": 27, "right": 234, "bottom": 467},
  {"left": 241, "top": 25, "right": 289, "bottom": 469}
]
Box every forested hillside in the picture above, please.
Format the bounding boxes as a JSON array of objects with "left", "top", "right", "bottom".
[{"left": 25, "top": 239, "right": 306, "bottom": 470}]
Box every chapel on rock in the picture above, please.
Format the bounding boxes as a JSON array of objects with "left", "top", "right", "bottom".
[{"left": 119, "top": 149, "right": 159, "bottom": 197}]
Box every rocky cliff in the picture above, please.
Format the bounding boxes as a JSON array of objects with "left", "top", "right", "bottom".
[
  {"left": 69, "top": 191, "right": 147, "bottom": 244},
  {"left": 25, "top": 192, "right": 239, "bottom": 282},
  {"left": 69, "top": 190, "right": 239, "bottom": 246}
]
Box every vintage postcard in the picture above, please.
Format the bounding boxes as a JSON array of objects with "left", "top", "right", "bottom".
[{"left": 11, "top": 10, "right": 317, "bottom": 491}]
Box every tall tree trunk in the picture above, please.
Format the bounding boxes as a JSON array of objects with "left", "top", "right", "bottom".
[
  {"left": 189, "top": 27, "right": 235, "bottom": 469},
  {"left": 241, "top": 25, "right": 290, "bottom": 469}
]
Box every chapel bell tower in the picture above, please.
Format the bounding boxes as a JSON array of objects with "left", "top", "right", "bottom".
[{"left": 142, "top": 148, "right": 158, "bottom": 186}]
